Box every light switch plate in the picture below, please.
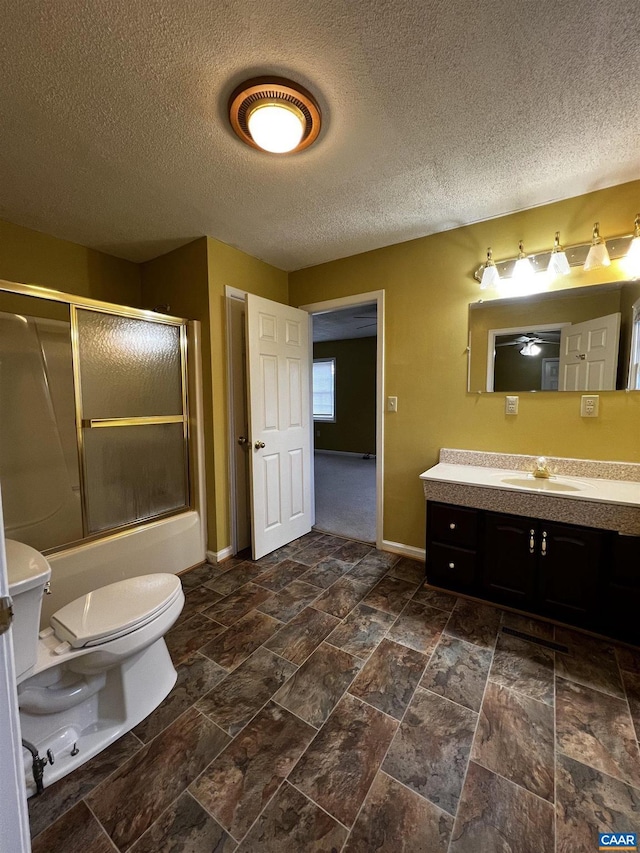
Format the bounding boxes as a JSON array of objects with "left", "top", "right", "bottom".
[
  {"left": 581, "top": 395, "right": 600, "bottom": 417},
  {"left": 387, "top": 396, "right": 398, "bottom": 412},
  {"left": 505, "top": 395, "right": 519, "bottom": 415}
]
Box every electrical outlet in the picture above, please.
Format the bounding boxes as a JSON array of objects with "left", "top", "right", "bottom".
[
  {"left": 505, "top": 395, "right": 519, "bottom": 415},
  {"left": 581, "top": 395, "right": 600, "bottom": 417},
  {"left": 387, "top": 396, "right": 398, "bottom": 412}
]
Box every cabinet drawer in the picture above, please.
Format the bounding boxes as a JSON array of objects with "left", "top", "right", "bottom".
[
  {"left": 428, "top": 543, "right": 477, "bottom": 588},
  {"left": 429, "top": 503, "right": 478, "bottom": 549}
]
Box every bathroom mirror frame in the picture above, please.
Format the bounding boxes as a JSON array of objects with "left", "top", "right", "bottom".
[
  {"left": 0, "top": 279, "right": 193, "bottom": 554},
  {"left": 468, "top": 279, "right": 640, "bottom": 394}
]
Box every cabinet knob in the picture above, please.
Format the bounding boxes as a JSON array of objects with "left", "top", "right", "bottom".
[
  {"left": 448, "top": 562, "right": 455, "bottom": 569},
  {"left": 449, "top": 522, "right": 456, "bottom": 530}
]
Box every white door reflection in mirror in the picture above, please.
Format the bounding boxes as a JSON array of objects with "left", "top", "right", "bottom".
[{"left": 558, "top": 312, "right": 621, "bottom": 391}]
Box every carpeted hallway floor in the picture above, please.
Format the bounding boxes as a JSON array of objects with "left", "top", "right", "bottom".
[{"left": 313, "top": 451, "right": 376, "bottom": 543}]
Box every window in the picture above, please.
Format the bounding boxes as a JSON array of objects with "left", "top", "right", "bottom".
[
  {"left": 629, "top": 299, "right": 640, "bottom": 390},
  {"left": 313, "top": 358, "right": 336, "bottom": 421}
]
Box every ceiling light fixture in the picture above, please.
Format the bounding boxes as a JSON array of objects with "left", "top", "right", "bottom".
[
  {"left": 583, "top": 222, "right": 611, "bottom": 271},
  {"left": 228, "top": 77, "right": 321, "bottom": 154},
  {"left": 623, "top": 214, "right": 640, "bottom": 279},
  {"left": 547, "top": 231, "right": 571, "bottom": 280},
  {"left": 520, "top": 341, "right": 542, "bottom": 357},
  {"left": 474, "top": 220, "right": 639, "bottom": 286},
  {"left": 480, "top": 247, "right": 500, "bottom": 289}
]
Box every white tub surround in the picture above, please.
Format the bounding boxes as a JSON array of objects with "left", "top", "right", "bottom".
[{"left": 421, "top": 450, "right": 640, "bottom": 535}]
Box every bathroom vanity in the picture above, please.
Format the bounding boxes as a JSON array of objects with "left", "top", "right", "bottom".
[{"left": 421, "top": 450, "right": 640, "bottom": 644}]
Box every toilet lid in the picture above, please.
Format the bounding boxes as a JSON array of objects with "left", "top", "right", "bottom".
[{"left": 50, "top": 574, "right": 182, "bottom": 648}]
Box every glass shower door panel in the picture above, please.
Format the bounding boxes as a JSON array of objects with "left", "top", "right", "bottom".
[
  {"left": 83, "top": 423, "right": 187, "bottom": 533},
  {"left": 0, "top": 308, "right": 83, "bottom": 551},
  {"left": 76, "top": 310, "right": 183, "bottom": 418},
  {"left": 75, "top": 308, "right": 188, "bottom": 534}
]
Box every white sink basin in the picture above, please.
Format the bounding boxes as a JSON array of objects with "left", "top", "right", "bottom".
[{"left": 497, "top": 475, "right": 592, "bottom": 493}]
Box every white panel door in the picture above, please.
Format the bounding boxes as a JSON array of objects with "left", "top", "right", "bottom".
[
  {"left": 559, "top": 312, "right": 621, "bottom": 391},
  {"left": 246, "top": 294, "right": 312, "bottom": 559}
]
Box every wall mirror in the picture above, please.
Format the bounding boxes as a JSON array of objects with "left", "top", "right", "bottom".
[{"left": 468, "top": 281, "right": 640, "bottom": 393}]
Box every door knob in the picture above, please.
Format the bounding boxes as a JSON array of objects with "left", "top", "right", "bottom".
[
  {"left": 237, "top": 436, "right": 248, "bottom": 446},
  {"left": 254, "top": 440, "right": 266, "bottom": 449}
]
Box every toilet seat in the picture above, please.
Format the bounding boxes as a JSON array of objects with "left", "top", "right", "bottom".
[{"left": 50, "top": 574, "right": 183, "bottom": 648}]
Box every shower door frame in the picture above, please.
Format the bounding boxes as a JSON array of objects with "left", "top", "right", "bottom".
[{"left": 0, "top": 279, "right": 192, "bottom": 553}]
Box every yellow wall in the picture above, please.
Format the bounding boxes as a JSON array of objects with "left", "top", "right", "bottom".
[
  {"left": 139, "top": 238, "right": 215, "bottom": 543},
  {"left": 289, "top": 180, "right": 640, "bottom": 550},
  {"left": 206, "top": 238, "right": 288, "bottom": 551},
  {"left": 0, "top": 218, "right": 140, "bottom": 304}
]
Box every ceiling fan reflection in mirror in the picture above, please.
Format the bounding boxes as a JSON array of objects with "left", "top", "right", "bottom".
[{"left": 495, "top": 332, "right": 561, "bottom": 357}]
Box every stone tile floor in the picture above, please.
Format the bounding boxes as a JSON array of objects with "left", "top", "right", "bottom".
[{"left": 28, "top": 532, "right": 640, "bottom": 852}]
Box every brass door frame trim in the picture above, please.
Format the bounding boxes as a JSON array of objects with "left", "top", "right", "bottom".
[
  {"left": 70, "top": 305, "right": 89, "bottom": 536},
  {"left": 82, "top": 415, "right": 185, "bottom": 428},
  {"left": 0, "top": 279, "right": 187, "bottom": 325}
]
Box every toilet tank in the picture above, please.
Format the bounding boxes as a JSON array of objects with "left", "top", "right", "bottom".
[{"left": 5, "top": 539, "right": 52, "bottom": 680}]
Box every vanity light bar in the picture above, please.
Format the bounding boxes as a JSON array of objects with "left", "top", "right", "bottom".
[{"left": 473, "top": 234, "right": 635, "bottom": 283}]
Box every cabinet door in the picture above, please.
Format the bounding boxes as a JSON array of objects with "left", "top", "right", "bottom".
[
  {"left": 537, "top": 521, "right": 602, "bottom": 624},
  {"left": 482, "top": 513, "right": 537, "bottom": 607},
  {"left": 601, "top": 534, "right": 640, "bottom": 644}
]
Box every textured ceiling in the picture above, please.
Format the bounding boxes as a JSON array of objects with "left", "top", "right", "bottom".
[
  {"left": 313, "top": 304, "right": 377, "bottom": 342},
  {"left": 0, "top": 0, "right": 639, "bottom": 271}
]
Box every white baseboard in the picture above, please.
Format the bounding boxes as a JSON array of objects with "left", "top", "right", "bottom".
[
  {"left": 381, "top": 539, "right": 426, "bottom": 561},
  {"left": 314, "top": 449, "right": 376, "bottom": 458},
  {"left": 206, "top": 546, "right": 234, "bottom": 564}
]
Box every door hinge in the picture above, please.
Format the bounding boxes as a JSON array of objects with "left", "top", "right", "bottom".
[{"left": 0, "top": 596, "right": 14, "bottom": 636}]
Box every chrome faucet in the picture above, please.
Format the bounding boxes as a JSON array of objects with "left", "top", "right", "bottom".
[{"left": 532, "top": 457, "right": 552, "bottom": 479}]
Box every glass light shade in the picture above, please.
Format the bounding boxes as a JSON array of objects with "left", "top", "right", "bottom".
[
  {"left": 623, "top": 235, "right": 640, "bottom": 279},
  {"left": 480, "top": 263, "right": 500, "bottom": 289},
  {"left": 547, "top": 250, "right": 571, "bottom": 279},
  {"left": 512, "top": 256, "right": 536, "bottom": 287},
  {"left": 520, "top": 342, "right": 541, "bottom": 357},
  {"left": 247, "top": 101, "right": 305, "bottom": 153},
  {"left": 583, "top": 241, "right": 611, "bottom": 271}
]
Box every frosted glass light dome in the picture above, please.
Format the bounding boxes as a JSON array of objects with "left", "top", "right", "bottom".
[{"left": 247, "top": 102, "right": 305, "bottom": 154}]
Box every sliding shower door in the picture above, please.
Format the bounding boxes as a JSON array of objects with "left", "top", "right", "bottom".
[
  {"left": 73, "top": 308, "right": 189, "bottom": 535},
  {"left": 0, "top": 282, "right": 191, "bottom": 554}
]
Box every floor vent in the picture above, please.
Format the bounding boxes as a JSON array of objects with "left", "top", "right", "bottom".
[{"left": 501, "top": 626, "right": 569, "bottom": 654}]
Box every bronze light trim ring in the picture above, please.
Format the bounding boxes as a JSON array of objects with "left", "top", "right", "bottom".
[{"left": 228, "top": 76, "right": 321, "bottom": 153}]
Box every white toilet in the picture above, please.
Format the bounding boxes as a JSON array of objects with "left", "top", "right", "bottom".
[{"left": 6, "top": 538, "right": 184, "bottom": 795}]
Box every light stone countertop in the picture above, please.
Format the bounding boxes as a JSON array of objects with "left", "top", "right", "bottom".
[
  {"left": 420, "top": 450, "right": 640, "bottom": 535},
  {"left": 420, "top": 463, "right": 640, "bottom": 508}
]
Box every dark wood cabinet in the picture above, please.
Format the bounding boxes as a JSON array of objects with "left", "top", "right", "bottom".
[
  {"left": 482, "top": 513, "right": 537, "bottom": 607},
  {"left": 426, "top": 500, "right": 635, "bottom": 642},
  {"left": 426, "top": 503, "right": 479, "bottom": 591},
  {"left": 535, "top": 521, "right": 603, "bottom": 623},
  {"left": 602, "top": 534, "right": 640, "bottom": 644},
  {"left": 482, "top": 512, "right": 604, "bottom": 624}
]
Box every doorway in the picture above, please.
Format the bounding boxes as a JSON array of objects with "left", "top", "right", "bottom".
[
  {"left": 301, "top": 291, "right": 384, "bottom": 549},
  {"left": 311, "top": 303, "right": 377, "bottom": 543},
  {"left": 226, "top": 288, "right": 384, "bottom": 556}
]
